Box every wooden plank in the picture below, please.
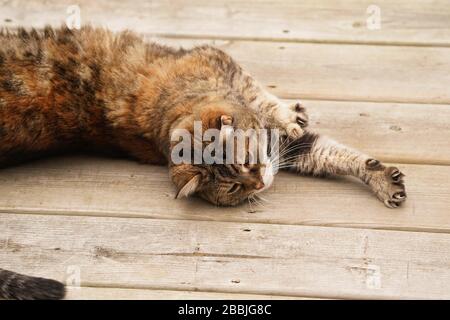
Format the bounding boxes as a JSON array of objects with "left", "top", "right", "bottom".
[
  {"left": 65, "top": 287, "right": 309, "bottom": 300},
  {"left": 152, "top": 38, "right": 450, "bottom": 104},
  {"left": 0, "top": 156, "right": 449, "bottom": 233},
  {"left": 1, "top": 0, "right": 450, "bottom": 46},
  {"left": 297, "top": 99, "right": 450, "bottom": 166},
  {"left": 3, "top": 22, "right": 450, "bottom": 103},
  {"left": 2, "top": 213, "right": 450, "bottom": 299}
]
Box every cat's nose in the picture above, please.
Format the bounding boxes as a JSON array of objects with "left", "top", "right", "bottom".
[{"left": 254, "top": 181, "right": 265, "bottom": 190}]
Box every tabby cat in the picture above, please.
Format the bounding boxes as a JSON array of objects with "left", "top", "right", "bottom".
[{"left": 0, "top": 26, "right": 406, "bottom": 299}]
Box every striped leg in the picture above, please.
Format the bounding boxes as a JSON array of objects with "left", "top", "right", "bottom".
[
  {"left": 282, "top": 132, "right": 407, "bottom": 208},
  {"left": 236, "top": 71, "right": 309, "bottom": 139}
]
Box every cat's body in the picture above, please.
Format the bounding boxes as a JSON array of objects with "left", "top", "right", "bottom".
[
  {"left": 0, "top": 26, "right": 302, "bottom": 166},
  {"left": 0, "top": 26, "right": 406, "bottom": 299}
]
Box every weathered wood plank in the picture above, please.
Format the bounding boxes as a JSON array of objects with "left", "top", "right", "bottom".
[
  {"left": 0, "top": 157, "right": 449, "bottom": 232},
  {"left": 297, "top": 99, "right": 450, "bottom": 165},
  {"left": 65, "top": 287, "right": 309, "bottom": 300},
  {"left": 2, "top": 0, "right": 450, "bottom": 46},
  {"left": 152, "top": 38, "right": 450, "bottom": 104},
  {"left": 2, "top": 213, "right": 450, "bottom": 299}
]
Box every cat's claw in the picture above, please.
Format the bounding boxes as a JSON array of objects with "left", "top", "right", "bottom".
[
  {"left": 278, "top": 102, "right": 309, "bottom": 139},
  {"left": 293, "top": 102, "right": 309, "bottom": 128},
  {"left": 366, "top": 161, "right": 407, "bottom": 209}
]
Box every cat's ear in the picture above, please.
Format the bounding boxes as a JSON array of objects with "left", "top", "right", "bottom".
[
  {"left": 175, "top": 174, "right": 202, "bottom": 199},
  {"left": 219, "top": 115, "right": 233, "bottom": 127},
  {"left": 201, "top": 109, "right": 234, "bottom": 129},
  {"left": 170, "top": 164, "right": 205, "bottom": 199}
]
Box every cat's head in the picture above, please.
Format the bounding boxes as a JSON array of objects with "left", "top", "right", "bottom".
[{"left": 169, "top": 102, "right": 274, "bottom": 206}]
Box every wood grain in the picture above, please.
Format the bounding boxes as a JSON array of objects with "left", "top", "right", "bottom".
[
  {"left": 0, "top": 156, "right": 448, "bottom": 233},
  {"left": 152, "top": 37, "right": 450, "bottom": 104},
  {"left": 2, "top": 0, "right": 450, "bottom": 46},
  {"left": 65, "top": 287, "right": 308, "bottom": 300},
  {"left": 296, "top": 99, "right": 450, "bottom": 165},
  {"left": 2, "top": 213, "right": 450, "bottom": 299}
]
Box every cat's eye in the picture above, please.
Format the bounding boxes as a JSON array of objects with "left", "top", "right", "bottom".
[
  {"left": 227, "top": 183, "right": 241, "bottom": 194},
  {"left": 244, "top": 164, "right": 258, "bottom": 173}
]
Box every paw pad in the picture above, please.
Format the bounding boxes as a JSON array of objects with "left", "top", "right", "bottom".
[
  {"left": 385, "top": 200, "right": 400, "bottom": 208},
  {"left": 296, "top": 116, "right": 308, "bottom": 127},
  {"left": 378, "top": 166, "right": 407, "bottom": 208},
  {"left": 387, "top": 167, "right": 404, "bottom": 183},
  {"left": 280, "top": 102, "right": 309, "bottom": 139},
  {"left": 393, "top": 191, "right": 406, "bottom": 200},
  {"left": 391, "top": 170, "right": 402, "bottom": 181},
  {"left": 368, "top": 163, "right": 407, "bottom": 209},
  {"left": 294, "top": 104, "right": 308, "bottom": 128}
]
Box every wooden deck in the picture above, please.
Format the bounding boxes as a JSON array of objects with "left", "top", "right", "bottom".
[{"left": 1, "top": 0, "right": 450, "bottom": 299}]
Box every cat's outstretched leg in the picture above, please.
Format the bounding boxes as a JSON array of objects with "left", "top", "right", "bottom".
[
  {"left": 198, "top": 46, "right": 306, "bottom": 137},
  {"left": 236, "top": 71, "right": 308, "bottom": 139},
  {"left": 281, "top": 132, "right": 407, "bottom": 208}
]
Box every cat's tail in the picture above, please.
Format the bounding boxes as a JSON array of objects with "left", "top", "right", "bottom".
[{"left": 0, "top": 268, "right": 66, "bottom": 300}]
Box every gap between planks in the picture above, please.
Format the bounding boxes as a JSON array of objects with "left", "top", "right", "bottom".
[
  {"left": 140, "top": 33, "right": 450, "bottom": 49},
  {"left": 6, "top": 26, "right": 450, "bottom": 49},
  {"left": 65, "top": 285, "right": 319, "bottom": 300}
]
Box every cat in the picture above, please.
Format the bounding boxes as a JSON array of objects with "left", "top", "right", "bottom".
[{"left": 0, "top": 26, "right": 406, "bottom": 299}]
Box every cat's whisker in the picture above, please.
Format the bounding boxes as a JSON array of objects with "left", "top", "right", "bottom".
[
  {"left": 273, "top": 154, "right": 311, "bottom": 168},
  {"left": 247, "top": 197, "right": 253, "bottom": 211},
  {"left": 277, "top": 137, "right": 292, "bottom": 152},
  {"left": 271, "top": 154, "right": 314, "bottom": 171},
  {"left": 255, "top": 194, "right": 269, "bottom": 203},
  {"left": 271, "top": 151, "right": 312, "bottom": 167},
  {"left": 269, "top": 138, "right": 296, "bottom": 160},
  {"left": 247, "top": 195, "right": 260, "bottom": 212},
  {"left": 279, "top": 150, "right": 313, "bottom": 162},
  {"left": 270, "top": 143, "right": 314, "bottom": 162},
  {"left": 273, "top": 164, "right": 296, "bottom": 170},
  {"left": 278, "top": 143, "right": 314, "bottom": 156},
  {"left": 250, "top": 194, "right": 266, "bottom": 209}
]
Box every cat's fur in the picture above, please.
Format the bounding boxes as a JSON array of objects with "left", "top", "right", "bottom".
[
  {"left": 0, "top": 26, "right": 406, "bottom": 299},
  {"left": 0, "top": 268, "right": 65, "bottom": 300}
]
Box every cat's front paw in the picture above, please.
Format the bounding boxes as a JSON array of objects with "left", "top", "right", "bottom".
[
  {"left": 292, "top": 102, "right": 309, "bottom": 128},
  {"left": 366, "top": 159, "right": 407, "bottom": 208},
  {"left": 279, "top": 102, "right": 309, "bottom": 139}
]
